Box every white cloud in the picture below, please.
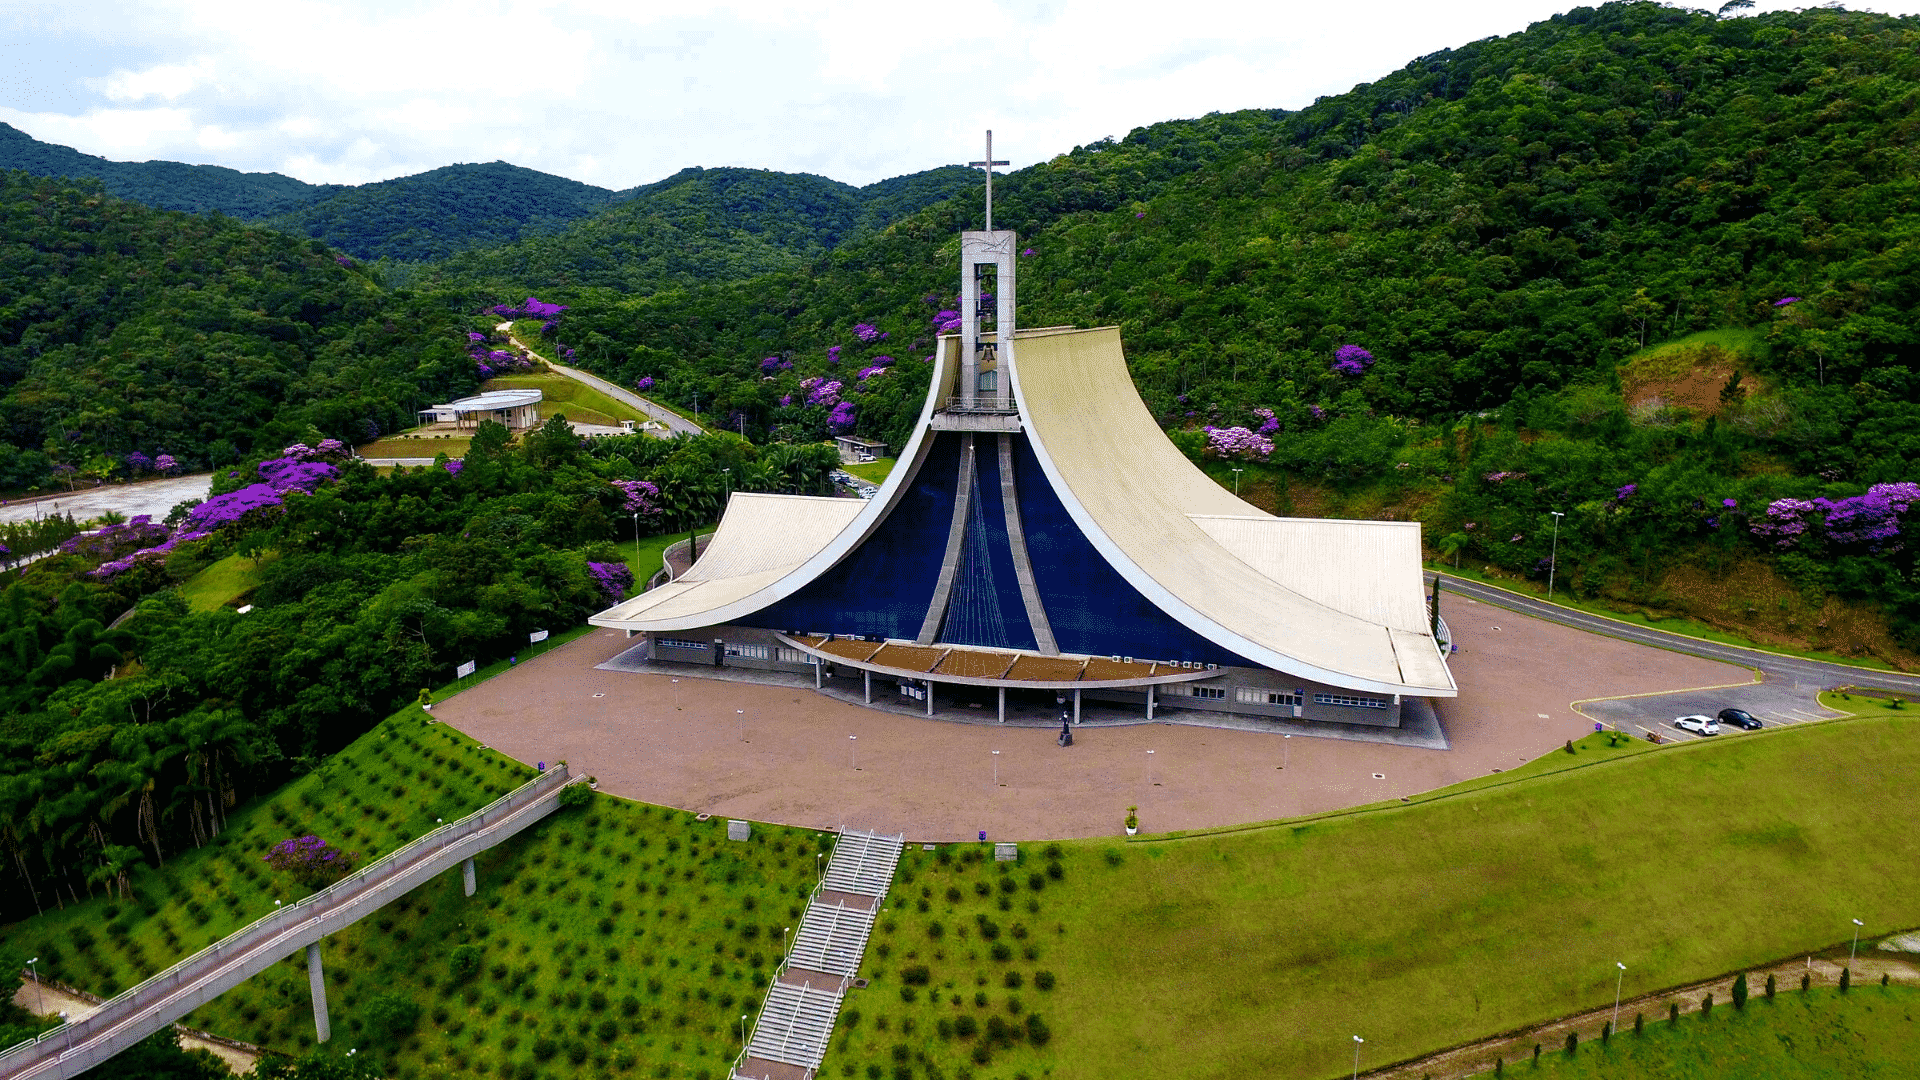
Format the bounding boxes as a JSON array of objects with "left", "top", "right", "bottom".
[
  {"left": 9, "top": 0, "right": 1920, "bottom": 188},
  {"left": 95, "top": 59, "right": 214, "bottom": 103}
]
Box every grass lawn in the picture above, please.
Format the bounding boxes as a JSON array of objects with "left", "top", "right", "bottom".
[
  {"left": 1621, "top": 327, "right": 1768, "bottom": 368},
  {"left": 177, "top": 551, "right": 279, "bottom": 612},
  {"left": 487, "top": 372, "right": 647, "bottom": 429},
  {"left": 358, "top": 435, "right": 473, "bottom": 459},
  {"left": 1820, "top": 691, "right": 1916, "bottom": 717},
  {"left": 844, "top": 457, "right": 897, "bottom": 484},
  {"left": 1522, "top": 983, "right": 1919, "bottom": 1078},
  {"left": 1021, "top": 713, "right": 1920, "bottom": 1080},
  {"left": 620, "top": 526, "right": 717, "bottom": 586},
  {"left": 1429, "top": 561, "right": 1899, "bottom": 671}
]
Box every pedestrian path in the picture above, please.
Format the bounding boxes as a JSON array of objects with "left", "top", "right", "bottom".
[{"left": 734, "top": 829, "right": 904, "bottom": 1080}]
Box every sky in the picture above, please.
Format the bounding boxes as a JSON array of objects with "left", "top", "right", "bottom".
[{"left": 2, "top": 0, "right": 1913, "bottom": 192}]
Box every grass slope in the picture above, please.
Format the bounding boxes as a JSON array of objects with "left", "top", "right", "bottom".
[
  {"left": 486, "top": 369, "right": 650, "bottom": 428},
  {"left": 3, "top": 698, "right": 829, "bottom": 1080},
  {"left": 176, "top": 552, "right": 279, "bottom": 612},
  {"left": 1525, "top": 983, "right": 1920, "bottom": 1078},
  {"left": 1032, "top": 715, "right": 1920, "bottom": 1080}
]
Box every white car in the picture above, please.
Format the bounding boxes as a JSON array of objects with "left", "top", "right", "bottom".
[{"left": 1674, "top": 714, "right": 1720, "bottom": 736}]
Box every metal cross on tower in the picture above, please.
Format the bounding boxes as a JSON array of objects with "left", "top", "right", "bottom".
[{"left": 969, "top": 130, "right": 1009, "bottom": 231}]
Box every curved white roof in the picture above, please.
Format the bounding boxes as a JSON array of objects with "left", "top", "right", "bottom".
[
  {"left": 448, "top": 389, "right": 542, "bottom": 411},
  {"left": 590, "top": 327, "right": 1454, "bottom": 697}
]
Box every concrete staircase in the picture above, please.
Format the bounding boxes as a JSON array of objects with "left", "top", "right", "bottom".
[{"left": 733, "top": 829, "right": 904, "bottom": 1080}]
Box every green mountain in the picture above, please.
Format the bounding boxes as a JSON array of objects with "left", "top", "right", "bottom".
[
  {"left": 409, "top": 164, "right": 982, "bottom": 295},
  {"left": 0, "top": 171, "right": 480, "bottom": 488},
  {"left": 260, "top": 161, "right": 625, "bottom": 262},
  {"left": 543, "top": 2, "right": 1920, "bottom": 653},
  {"left": 0, "top": 122, "right": 329, "bottom": 217}
]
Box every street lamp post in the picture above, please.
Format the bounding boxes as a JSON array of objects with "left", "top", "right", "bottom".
[
  {"left": 27, "top": 957, "right": 42, "bottom": 1015},
  {"left": 1613, "top": 962, "right": 1626, "bottom": 1034},
  {"left": 1146, "top": 749, "right": 1155, "bottom": 786},
  {"left": 740, "top": 1013, "right": 750, "bottom": 1050},
  {"left": 1547, "top": 510, "right": 1566, "bottom": 600},
  {"left": 632, "top": 511, "right": 640, "bottom": 559},
  {"left": 1231, "top": 467, "right": 1244, "bottom": 496},
  {"left": 1283, "top": 733, "right": 1291, "bottom": 770},
  {"left": 1851, "top": 918, "right": 1865, "bottom": 967},
  {"left": 849, "top": 735, "right": 857, "bottom": 769},
  {"left": 992, "top": 750, "right": 1000, "bottom": 786},
  {"left": 671, "top": 677, "right": 680, "bottom": 711},
  {"left": 736, "top": 708, "right": 745, "bottom": 742},
  {"left": 1352, "top": 1035, "right": 1364, "bottom": 1080}
]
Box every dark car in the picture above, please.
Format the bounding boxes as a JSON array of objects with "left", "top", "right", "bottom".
[{"left": 1717, "top": 708, "right": 1763, "bottom": 730}]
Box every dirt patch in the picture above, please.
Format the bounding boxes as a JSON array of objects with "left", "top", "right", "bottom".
[{"left": 1620, "top": 342, "right": 1756, "bottom": 415}]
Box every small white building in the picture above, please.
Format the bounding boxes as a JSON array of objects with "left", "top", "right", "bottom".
[{"left": 419, "top": 389, "right": 543, "bottom": 431}]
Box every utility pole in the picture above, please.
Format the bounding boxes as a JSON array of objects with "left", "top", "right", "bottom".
[{"left": 1547, "top": 510, "right": 1566, "bottom": 600}]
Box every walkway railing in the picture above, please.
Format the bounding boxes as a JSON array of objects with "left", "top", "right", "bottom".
[{"left": 0, "top": 765, "right": 576, "bottom": 1080}]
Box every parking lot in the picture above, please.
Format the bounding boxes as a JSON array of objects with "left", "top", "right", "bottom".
[{"left": 1578, "top": 680, "right": 1843, "bottom": 743}]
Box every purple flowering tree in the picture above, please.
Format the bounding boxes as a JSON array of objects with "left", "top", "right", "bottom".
[
  {"left": 1202, "top": 426, "right": 1273, "bottom": 462},
  {"left": 826, "top": 345, "right": 843, "bottom": 365},
  {"left": 263, "top": 835, "right": 358, "bottom": 889},
  {"left": 1331, "top": 344, "right": 1376, "bottom": 376},
  {"left": 612, "top": 479, "right": 662, "bottom": 518},
  {"left": 1752, "top": 483, "right": 1920, "bottom": 550},
  {"left": 588, "top": 561, "right": 635, "bottom": 604},
  {"left": 124, "top": 452, "right": 153, "bottom": 475},
  {"left": 828, "top": 401, "right": 857, "bottom": 434},
  {"left": 154, "top": 454, "right": 179, "bottom": 475},
  {"left": 635, "top": 376, "right": 655, "bottom": 392},
  {"left": 852, "top": 323, "right": 887, "bottom": 343}
]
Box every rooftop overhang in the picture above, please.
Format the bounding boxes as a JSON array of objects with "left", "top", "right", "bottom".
[{"left": 777, "top": 634, "right": 1225, "bottom": 691}]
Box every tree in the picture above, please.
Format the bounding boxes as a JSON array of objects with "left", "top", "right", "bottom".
[
  {"left": 254, "top": 1047, "right": 383, "bottom": 1080},
  {"left": 467, "top": 420, "right": 512, "bottom": 460},
  {"left": 1621, "top": 289, "right": 1661, "bottom": 349},
  {"left": 1732, "top": 971, "right": 1748, "bottom": 1009},
  {"left": 81, "top": 1028, "right": 227, "bottom": 1080}
]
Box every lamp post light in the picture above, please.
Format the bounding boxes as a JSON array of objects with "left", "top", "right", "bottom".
[
  {"left": 1231, "top": 467, "right": 1244, "bottom": 496},
  {"left": 631, "top": 511, "right": 640, "bottom": 557},
  {"left": 783, "top": 927, "right": 791, "bottom": 960},
  {"left": 1146, "top": 749, "right": 1156, "bottom": 786},
  {"left": 1851, "top": 918, "right": 1865, "bottom": 966},
  {"left": 737, "top": 708, "right": 746, "bottom": 742},
  {"left": 27, "top": 957, "right": 42, "bottom": 1015},
  {"left": 740, "top": 1013, "right": 750, "bottom": 1050},
  {"left": 992, "top": 750, "right": 1000, "bottom": 786},
  {"left": 1283, "top": 733, "right": 1291, "bottom": 770},
  {"left": 1547, "top": 510, "right": 1566, "bottom": 600},
  {"left": 672, "top": 677, "right": 680, "bottom": 711},
  {"left": 722, "top": 467, "right": 731, "bottom": 504},
  {"left": 849, "top": 735, "right": 857, "bottom": 769},
  {"left": 1613, "top": 961, "right": 1626, "bottom": 1034},
  {"left": 1352, "top": 1035, "right": 1364, "bottom": 1080}
]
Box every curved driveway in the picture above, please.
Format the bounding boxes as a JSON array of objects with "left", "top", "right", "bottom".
[
  {"left": 495, "top": 324, "right": 704, "bottom": 438},
  {"left": 1432, "top": 571, "right": 1920, "bottom": 740}
]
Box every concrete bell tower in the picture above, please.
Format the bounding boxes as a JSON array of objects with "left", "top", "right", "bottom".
[{"left": 957, "top": 131, "right": 1017, "bottom": 413}]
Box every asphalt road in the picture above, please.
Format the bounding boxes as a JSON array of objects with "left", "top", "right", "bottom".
[
  {"left": 1432, "top": 571, "right": 1920, "bottom": 743},
  {"left": 496, "top": 323, "right": 704, "bottom": 438}
]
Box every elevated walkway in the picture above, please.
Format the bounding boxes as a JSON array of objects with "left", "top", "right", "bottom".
[
  {"left": 0, "top": 766, "right": 578, "bottom": 1080},
  {"left": 735, "top": 829, "right": 905, "bottom": 1080}
]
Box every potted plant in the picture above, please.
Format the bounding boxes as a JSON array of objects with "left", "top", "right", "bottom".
[{"left": 1124, "top": 806, "right": 1138, "bottom": 836}]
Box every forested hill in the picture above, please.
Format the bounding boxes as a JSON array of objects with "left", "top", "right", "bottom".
[
  {"left": 0, "top": 122, "right": 330, "bottom": 218},
  {"left": 407, "top": 164, "right": 982, "bottom": 295},
  {"left": 555, "top": 1, "right": 1919, "bottom": 458},
  {"left": 258, "top": 161, "right": 625, "bottom": 262},
  {"left": 0, "top": 171, "right": 479, "bottom": 488}
]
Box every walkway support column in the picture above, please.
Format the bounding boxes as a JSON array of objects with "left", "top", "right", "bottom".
[
  {"left": 1146, "top": 686, "right": 1155, "bottom": 721},
  {"left": 815, "top": 659, "right": 822, "bottom": 689},
  {"left": 307, "top": 942, "right": 330, "bottom": 1043},
  {"left": 925, "top": 681, "right": 934, "bottom": 717},
  {"left": 863, "top": 670, "right": 871, "bottom": 704},
  {"left": 462, "top": 856, "right": 477, "bottom": 897},
  {"left": 1073, "top": 689, "right": 1081, "bottom": 725},
  {"left": 997, "top": 687, "right": 1005, "bottom": 724}
]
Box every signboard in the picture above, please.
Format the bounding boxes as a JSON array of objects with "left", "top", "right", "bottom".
[
  {"left": 529, "top": 630, "right": 550, "bottom": 643},
  {"left": 456, "top": 660, "right": 476, "bottom": 678}
]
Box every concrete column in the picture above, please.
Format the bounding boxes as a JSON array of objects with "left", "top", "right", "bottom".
[
  {"left": 1146, "top": 686, "right": 1155, "bottom": 721},
  {"left": 462, "top": 856, "right": 477, "bottom": 897},
  {"left": 997, "top": 687, "right": 1005, "bottom": 724},
  {"left": 815, "top": 659, "right": 823, "bottom": 689},
  {"left": 863, "top": 670, "right": 871, "bottom": 704},
  {"left": 307, "top": 942, "right": 330, "bottom": 1043},
  {"left": 925, "top": 681, "right": 934, "bottom": 717},
  {"left": 1073, "top": 689, "right": 1081, "bottom": 725}
]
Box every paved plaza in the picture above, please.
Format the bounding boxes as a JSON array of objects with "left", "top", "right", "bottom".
[{"left": 436, "top": 600, "right": 1746, "bottom": 841}]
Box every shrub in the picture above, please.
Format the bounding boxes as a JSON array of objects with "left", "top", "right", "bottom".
[
  {"left": 263, "top": 834, "right": 359, "bottom": 888},
  {"left": 902, "top": 965, "right": 931, "bottom": 986},
  {"left": 1601, "top": 1019, "right": 1610, "bottom": 1042},
  {"left": 1766, "top": 974, "right": 1776, "bottom": 1000},
  {"left": 1004, "top": 971, "right": 1022, "bottom": 989},
  {"left": 926, "top": 921, "right": 945, "bottom": 940},
  {"left": 1634, "top": 1012, "right": 1643, "bottom": 1036},
  {"left": 1801, "top": 973, "right": 1811, "bottom": 992},
  {"left": 1732, "top": 972, "right": 1748, "bottom": 1009},
  {"left": 1840, "top": 968, "right": 1851, "bottom": 994},
  {"left": 449, "top": 944, "right": 482, "bottom": 981},
  {"left": 1026, "top": 873, "right": 1045, "bottom": 891},
  {"left": 364, "top": 993, "right": 422, "bottom": 1042},
  {"left": 990, "top": 943, "right": 1012, "bottom": 962},
  {"left": 1024, "top": 1013, "right": 1051, "bottom": 1046},
  {"left": 954, "top": 1014, "right": 978, "bottom": 1039},
  {"left": 1034, "top": 971, "right": 1056, "bottom": 991},
  {"left": 1046, "top": 862, "right": 1063, "bottom": 881},
  {"left": 1564, "top": 1031, "right": 1577, "bottom": 1055},
  {"left": 1670, "top": 1002, "right": 1680, "bottom": 1025},
  {"left": 1702, "top": 992, "right": 1713, "bottom": 1017},
  {"left": 899, "top": 986, "right": 918, "bottom": 1003}
]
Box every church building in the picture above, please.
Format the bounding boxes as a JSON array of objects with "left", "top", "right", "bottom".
[{"left": 591, "top": 145, "right": 1455, "bottom": 731}]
